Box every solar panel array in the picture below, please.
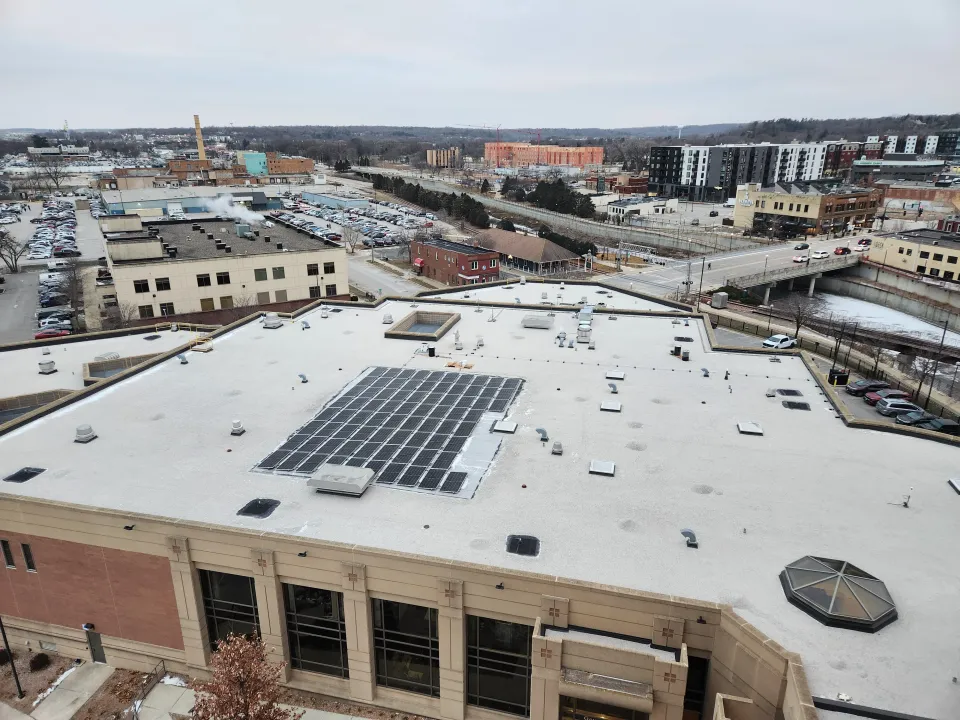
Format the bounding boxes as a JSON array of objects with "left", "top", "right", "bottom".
[{"left": 256, "top": 367, "right": 523, "bottom": 495}]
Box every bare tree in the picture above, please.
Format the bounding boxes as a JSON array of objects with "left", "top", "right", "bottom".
[
  {"left": 342, "top": 226, "right": 361, "bottom": 254},
  {"left": 0, "top": 229, "right": 28, "bottom": 273},
  {"left": 102, "top": 302, "right": 140, "bottom": 329},
  {"left": 35, "top": 158, "right": 69, "bottom": 191},
  {"left": 222, "top": 292, "right": 259, "bottom": 324},
  {"left": 59, "top": 260, "right": 85, "bottom": 310},
  {"left": 192, "top": 634, "right": 303, "bottom": 720},
  {"left": 784, "top": 294, "right": 817, "bottom": 338},
  {"left": 855, "top": 342, "right": 888, "bottom": 377}
]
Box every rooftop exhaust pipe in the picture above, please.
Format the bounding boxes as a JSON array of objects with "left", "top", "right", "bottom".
[
  {"left": 177, "top": 353, "right": 188, "bottom": 364},
  {"left": 74, "top": 424, "right": 97, "bottom": 444},
  {"left": 262, "top": 312, "right": 283, "bottom": 329},
  {"left": 230, "top": 420, "right": 245, "bottom": 436},
  {"left": 298, "top": 373, "right": 308, "bottom": 384},
  {"left": 681, "top": 529, "right": 699, "bottom": 549},
  {"left": 535, "top": 427, "right": 549, "bottom": 442},
  {"left": 38, "top": 360, "right": 57, "bottom": 374},
  {"left": 608, "top": 383, "right": 618, "bottom": 394}
]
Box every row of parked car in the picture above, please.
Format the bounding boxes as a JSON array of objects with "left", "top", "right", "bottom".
[
  {"left": 89, "top": 197, "right": 107, "bottom": 219},
  {"left": 34, "top": 272, "right": 75, "bottom": 338},
  {"left": 844, "top": 379, "right": 959, "bottom": 435},
  {"left": 0, "top": 202, "right": 28, "bottom": 224},
  {"left": 27, "top": 201, "right": 81, "bottom": 260}
]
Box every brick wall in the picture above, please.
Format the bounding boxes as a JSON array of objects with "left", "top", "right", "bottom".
[{"left": 0, "top": 531, "right": 183, "bottom": 650}]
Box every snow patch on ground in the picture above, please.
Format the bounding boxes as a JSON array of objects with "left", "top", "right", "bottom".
[
  {"left": 817, "top": 293, "right": 960, "bottom": 347},
  {"left": 33, "top": 665, "right": 77, "bottom": 707},
  {"left": 160, "top": 674, "right": 188, "bottom": 687}
]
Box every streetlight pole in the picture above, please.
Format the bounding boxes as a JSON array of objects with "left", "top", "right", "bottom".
[
  {"left": 951, "top": 361, "right": 960, "bottom": 399},
  {"left": 696, "top": 257, "right": 706, "bottom": 313},
  {"left": 0, "top": 615, "right": 24, "bottom": 698},
  {"left": 763, "top": 254, "right": 769, "bottom": 279}
]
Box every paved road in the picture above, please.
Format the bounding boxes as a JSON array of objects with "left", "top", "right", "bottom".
[
  {"left": 0, "top": 270, "right": 39, "bottom": 344},
  {"left": 346, "top": 252, "right": 423, "bottom": 297}
]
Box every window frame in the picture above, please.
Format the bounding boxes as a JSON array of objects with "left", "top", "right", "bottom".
[
  {"left": 254, "top": 268, "right": 268, "bottom": 282},
  {"left": 466, "top": 615, "right": 533, "bottom": 716},
  {"left": 133, "top": 279, "right": 150, "bottom": 294},
  {"left": 372, "top": 599, "right": 440, "bottom": 697},
  {"left": 21, "top": 543, "right": 36, "bottom": 572},
  {"left": 199, "top": 570, "right": 260, "bottom": 651},
  {"left": 1, "top": 540, "right": 14, "bottom": 568},
  {"left": 323, "top": 262, "right": 336, "bottom": 274},
  {"left": 307, "top": 264, "right": 319, "bottom": 277},
  {"left": 284, "top": 584, "right": 349, "bottom": 678},
  {"left": 155, "top": 277, "right": 171, "bottom": 292},
  {"left": 159, "top": 302, "right": 175, "bottom": 317},
  {"left": 324, "top": 284, "right": 337, "bottom": 297},
  {"left": 272, "top": 266, "right": 285, "bottom": 280},
  {"left": 197, "top": 273, "right": 212, "bottom": 287},
  {"left": 309, "top": 286, "right": 322, "bottom": 299},
  {"left": 138, "top": 305, "right": 155, "bottom": 319},
  {"left": 216, "top": 271, "right": 231, "bottom": 286}
]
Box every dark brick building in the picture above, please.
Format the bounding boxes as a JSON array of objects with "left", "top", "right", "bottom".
[{"left": 410, "top": 239, "right": 499, "bottom": 286}]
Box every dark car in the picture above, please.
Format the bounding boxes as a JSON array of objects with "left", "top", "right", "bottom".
[
  {"left": 834, "top": 246, "right": 852, "bottom": 255},
  {"left": 709, "top": 210, "right": 719, "bottom": 217},
  {"left": 895, "top": 410, "right": 934, "bottom": 425},
  {"left": 34, "top": 329, "right": 71, "bottom": 339},
  {"left": 914, "top": 418, "right": 960, "bottom": 435},
  {"left": 845, "top": 379, "right": 890, "bottom": 396},
  {"left": 794, "top": 243, "right": 810, "bottom": 250},
  {"left": 864, "top": 388, "right": 911, "bottom": 406},
  {"left": 40, "top": 295, "right": 69, "bottom": 308},
  {"left": 53, "top": 249, "right": 81, "bottom": 257}
]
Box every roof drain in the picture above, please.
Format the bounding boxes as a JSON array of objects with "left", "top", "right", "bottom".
[{"left": 237, "top": 498, "right": 280, "bottom": 518}]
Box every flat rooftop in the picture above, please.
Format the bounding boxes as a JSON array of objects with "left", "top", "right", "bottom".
[
  {"left": 109, "top": 220, "right": 336, "bottom": 262},
  {"left": 421, "top": 238, "right": 493, "bottom": 256},
  {"left": 888, "top": 227, "right": 960, "bottom": 249},
  {"left": 421, "top": 282, "right": 682, "bottom": 312},
  {"left": 0, "top": 329, "right": 189, "bottom": 396},
  {"left": 0, "top": 290, "right": 955, "bottom": 717}
]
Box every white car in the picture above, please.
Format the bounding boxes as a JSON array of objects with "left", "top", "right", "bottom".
[
  {"left": 811, "top": 250, "right": 830, "bottom": 259},
  {"left": 763, "top": 334, "right": 797, "bottom": 349},
  {"left": 792, "top": 255, "right": 809, "bottom": 263}
]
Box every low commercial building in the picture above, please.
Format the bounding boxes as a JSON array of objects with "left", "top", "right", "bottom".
[
  {"left": 484, "top": 142, "right": 603, "bottom": 169},
  {"left": 410, "top": 238, "right": 499, "bottom": 285},
  {"left": 869, "top": 227, "right": 960, "bottom": 282},
  {"left": 302, "top": 192, "right": 368, "bottom": 210},
  {"left": 851, "top": 159, "right": 946, "bottom": 184},
  {"left": 100, "top": 187, "right": 284, "bottom": 216},
  {"left": 585, "top": 175, "right": 648, "bottom": 195},
  {"left": 27, "top": 145, "right": 90, "bottom": 158},
  {"left": 733, "top": 182, "right": 881, "bottom": 237},
  {"left": 874, "top": 180, "right": 960, "bottom": 214},
  {"left": 98, "top": 215, "right": 348, "bottom": 320},
  {"left": 97, "top": 169, "right": 180, "bottom": 191},
  {"left": 0, "top": 283, "right": 952, "bottom": 720},
  {"left": 608, "top": 197, "right": 678, "bottom": 225},
  {"left": 473, "top": 228, "right": 580, "bottom": 275},
  {"left": 426, "top": 147, "right": 461, "bottom": 168}
]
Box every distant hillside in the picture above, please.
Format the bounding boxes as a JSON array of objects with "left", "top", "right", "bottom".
[{"left": 689, "top": 114, "right": 960, "bottom": 144}]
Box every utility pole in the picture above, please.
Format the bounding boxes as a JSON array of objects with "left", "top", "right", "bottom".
[
  {"left": 696, "top": 257, "right": 706, "bottom": 312},
  {"left": 0, "top": 615, "right": 24, "bottom": 698},
  {"left": 923, "top": 319, "right": 949, "bottom": 409}
]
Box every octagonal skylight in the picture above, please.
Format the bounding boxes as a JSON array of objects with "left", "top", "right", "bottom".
[{"left": 779, "top": 556, "right": 897, "bottom": 632}]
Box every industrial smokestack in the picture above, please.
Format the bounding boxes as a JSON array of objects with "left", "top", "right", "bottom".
[{"left": 193, "top": 114, "right": 207, "bottom": 161}]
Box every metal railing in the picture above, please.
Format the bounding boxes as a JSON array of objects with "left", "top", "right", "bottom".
[
  {"left": 132, "top": 659, "right": 166, "bottom": 720},
  {"left": 727, "top": 255, "right": 860, "bottom": 288}
]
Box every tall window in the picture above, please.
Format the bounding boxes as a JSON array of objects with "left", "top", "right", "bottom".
[
  {"left": 159, "top": 302, "right": 175, "bottom": 316},
  {"left": 133, "top": 279, "right": 149, "bottom": 293},
  {"left": 307, "top": 264, "right": 319, "bottom": 276},
  {"left": 155, "top": 277, "right": 171, "bottom": 292},
  {"left": 284, "top": 585, "right": 349, "bottom": 678},
  {"left": 1, "top": 540, "right": 14, "bottom": 568},
  {"left": 197, "top": 274, "right": 211, "bottom": 287},
  {"left": 325, "top": 284, "right": 337, "bottom": 297},
  {"left": 372, "top": 599, "right": 439, "bottom": 697},
  {"left": 21, "top": 544, "right": 36, "bottom": 572},
  {"left": 199, "top": 570, "right": 260, "bottom": 650},
  {"left": 323, "top": 262, "right": 336, "bottom": 274},
  {"left": 216, "top": 272, "right": 231, "bottom": 285},
  {"left": 466, "top": 616, "right": 533, "bottom": 716},
  {"left": 309, "top": 286, "right": 322, "bottom": 298}
]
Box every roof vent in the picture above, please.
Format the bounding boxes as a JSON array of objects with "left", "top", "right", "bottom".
[
  {"left": 605, "top": 371, "right": 625, "bottom": 380},
  {"left": 237, "top": 498, "right": 280, "bottom": 518},
  {"left": 382, "top": 313, "right": 393, "bottom": 324},
  {"left": 492, "top": 420, "right": 518, "bottom": 434},
  {"left": 551, "top": 441, "right": 563, "bottom": 455},
  {"left": 681, "top": 529, "right": 699, "bottom": 549},
  {"left": 95, "top": 352, "right": 120, "bottom": 362},
  {"left": 74, "top": 424, "right": 97, "bottom": 443},
  {"left": 263, "top": 313, "right": 283, "bottom": 329},
  {"left": 535, "top": 427, "right": 549, "bottom": 442},
  {"left": 600, "top": 401, "right": 622, "bottom": 412},
  {"left": 782, "top": 401, "right": 811, "bottom": 410},
  {"left": 38, "top": 360, "right": 57, "bottom": 375},
  {"left": 506, "top": 535, "right": 540, "bottom": 557},
  {"left": 3, "top": 467, "right": 45, "bottom": 484},
  {"left": 589, "top": 460, "right": 616, "bottom": 476},
  {"left": 320, "top": 307, "right": 329, "bottom": 318},
  {"left": 737, "top": 422, "right": 763, "bottom": 435},
  {"left": 224, "top": 246, "right": 232, "bottom": 253},
  {"left": 777, "top": 389, "right": 802, "bottom": 397},
  {"left": 307, "top": 464, "right": 374, "bottom": 496},
  {"left": 230, "top": 420, "right": 245, "bottom": 436}
]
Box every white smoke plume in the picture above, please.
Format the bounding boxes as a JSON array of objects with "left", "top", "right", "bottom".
[{"left": 203, "top": 196, "right": 265, "bottom": 225}]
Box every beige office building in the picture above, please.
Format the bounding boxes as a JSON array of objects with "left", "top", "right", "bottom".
[
  {"left": 98, "top": 215, "right": 348, "bottom": 320},
  {"left": 0, "top": 282, "right": 951, "bottom": 720},
  {"left": 867, "top": 227, "right": 960, "bottom": 283}
]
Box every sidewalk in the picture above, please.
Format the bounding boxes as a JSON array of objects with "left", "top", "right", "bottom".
[
  {"left": 138, "top": 682, "right": 365, "bottom": 720},
  {"left": 0, "top": 663, "right": 114, "bottom": 720}
]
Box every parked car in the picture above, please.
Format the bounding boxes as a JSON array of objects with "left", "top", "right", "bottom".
[
  {"left": 914, "top": 417, "right": 960, "bottom": 435},
  {"left": 895, "top": 410, "right": 934, "bottom": 425},
  {"left": 709, "top": 210, "right": 719, "bottom": 217},
  {"left": 876, "top": 398, "right": 923, "bottom": 416},
  {"left": 794, "top": 243, "right": 810, "bottom": 250},
  {"left": 34, "top": 329, "right": 71, "bottom": 339},
  {"left": 834, "top": 246, "right": 852, "bottom": 255},
  {"left": 845, "top": 379, "right": 890, "bottom": 396},
  {"left": 811, "top": 250, "right": 829, "bottom": 259},
  {"left": 762, "top": 334, "right": 797, "bottom": 349},
  {"left": 792, "top": 255, "right": 809, "bottom": 263},
  {"left": 864, "top": 388, "right": 911, "bottom": 405}
]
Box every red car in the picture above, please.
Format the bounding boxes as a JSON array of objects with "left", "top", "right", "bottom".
[
  {"left": 834, "top": 246, "right": 852, "bottom": 255},
  {"left": 34, "top": 329, "right": 71, "bottom": 339},
  {"left": 864, "top": 388, "right": 911, "bottom": 406}
]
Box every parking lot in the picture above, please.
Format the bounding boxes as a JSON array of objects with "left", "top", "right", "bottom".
[
  {"left": 6, "top": 199, "right": 106, "bottom": 268},
  {"left": 0, "top": 271, "right": 39, "bottom": 344}
]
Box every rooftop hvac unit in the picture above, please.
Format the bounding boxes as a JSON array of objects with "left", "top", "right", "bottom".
[
  {"left": 262, "top": 312, "right": 283, "bottom": 329},
  {"left": 577, "top": 326, "right": 592, "bottom": 343},
  {"left": 522, "top": 315, "right": 554, "bottom": 329},
  {"left": 236, "top": 223, "right": 250, "bottom": 237},
  {"left": 578, "top": 306, "right": 595, "bottom": 324},
  {"left": 38, "top": 360, "right": 57, "bottom": 375},
  {"left": 94, "top": 352, "right": 120, "bottom": 362},
  {"left": 711, "top": 292, "right": 728, "bottom": 309},
  {"left": 307, "top": 465, "right": 374, "bottom": 497}
]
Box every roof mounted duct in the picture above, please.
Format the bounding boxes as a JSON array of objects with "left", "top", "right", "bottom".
[
  {"left": 38, "top": 360, "right": 57, "bottom": 375},
  {"left": 74, "top": 424, "right": 97, "bottom": 444},
  {"left": 263, "top": 313, "right": 283, "bottom": 329},
  {"left": 307, "top": 464, "right": 374, "bottom": 496}
]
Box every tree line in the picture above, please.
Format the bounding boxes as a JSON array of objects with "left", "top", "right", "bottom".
[
  {"left": 501, "top": 177, "right": 596, "bottom": 218},
  {"left": 367, "top": 173, "right": 490, "bottom": 229}
]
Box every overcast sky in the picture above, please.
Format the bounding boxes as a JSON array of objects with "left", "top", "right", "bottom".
[{"left": 3, "top": 0, "right": 959, "bottom": 130}]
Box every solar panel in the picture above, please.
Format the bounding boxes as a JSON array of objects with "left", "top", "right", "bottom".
[
  {"left": 258, "top": 449, "right": 288, "bottom": 470},
  {"left": 425, "top": 436, "right": 446, "bottom": 450},
  {"left": 390, "top": 430, "right": 412, "bottom": 444},
  {"left": 370, "top": 428, "right": 395, "bottom": 443},
  {"left": 397, "top": 467, "right": 425, "bottom": 487},
  {"left": 454, "top": 422, "right": 474, "bottom": 436},
  {"left": 418, "top": 469, "right": 446, "bottom": 490},
  {"left": 277, "top": 452, "right": 308, "bottom": 471},
  {"left": 299, "top": 437, "right": 325, "bottom": 451},
  {"left": 351, "top": 427, "right": 374, "bottom": 441},
  {"left": 297, "top": 455, "right": 327, "bottom": 473},
  {"left": 355, "top": 442, "right": 380, "bottom": 459},
  {"left": 345, "top": 458, "right": 366, "bottom": 467},
  {"left": 365, "top": 459, "right": 385, "bottom": 472},
  {"left": 488, "top": 400, "right": 509, "bottom": 413},
  {"left": 401, "top": 417, "right": 422, "bottom": 430},
  {"left": 464, "top": 409, "right": 485, "bottom": 422},
  {"left": 419, "top": 419, "right": 440, "bottom": 432},
  {"left": 413, "top": 449, "right": 437, "bottom": 466},
  {"left": 433, "top": 451, "right": 457, "bottom": 469},
  {"left": 373, "top": 445, "right": 399, "bottom": 461},
  {"left": 444, "top": 436, "right": 467, "bottom": 453},
  {"left": 440, "top": 472, "right": 467, "bottom": 493},
  {"left": 338, "top": 440, "right": 362, "bottom": 455},
  {"left": 409, "top": 431, "right": 431, "bottom": 446},
  {"left": 326, "top": 455, "right": 349, "bottom": 465},
  {"left": 394, "top": 447, "right": 417, "bottom": 463},
  {"left": 437, "top": 420, "right": 458, "bottom": 434}
]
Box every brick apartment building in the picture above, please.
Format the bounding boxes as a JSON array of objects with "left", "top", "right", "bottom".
[
  {"left": 411, "top": 238, "right": 499, "bottom": 285},
  {"left": 585, "top": 174, "right": 649, "bottom": 195},
  {"left": 484, "top": 142, "right": 603, "bottom": 169},
  {"left": 266, "top": 153, "right": 314, "bottom": 175}
]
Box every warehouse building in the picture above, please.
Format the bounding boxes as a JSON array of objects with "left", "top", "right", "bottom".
[
  {"left": 98, "top": 215, "right": 348, "bottom": 320},
  {"left": 0, "top": 284, "right": 951, "bottom": 720},
  {"left": 100, "top": 188, "right": 285, "bottom": 217}
]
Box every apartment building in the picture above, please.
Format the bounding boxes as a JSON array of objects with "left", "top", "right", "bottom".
[
  {"left": 0, "top": 282, "right": 952, "bottom": 720},
  {"left": 733, "top": 182, "right": 881, "bottom": 237},
  {"left": 411, "top": 238, "right": 499, "bottom": 285},
  {"left": 484, "top": 143, "right": 603, "bottom": 169},
  {"left": 426, "top": 147, "right": 462, "bottom": 168},
  {"left": 98, "top": 216, "right": 347, "bottom": 320}
]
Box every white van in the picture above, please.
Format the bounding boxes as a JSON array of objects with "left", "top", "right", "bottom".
[{"left": 47, "top": 260, "right": 71, "bottom": 270}]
